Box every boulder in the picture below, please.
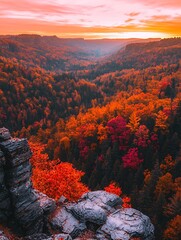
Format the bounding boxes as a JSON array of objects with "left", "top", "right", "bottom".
[
  {"left": 80, "top": 191, "right": 122, "bottom": 210},
  {"left": 96, "top": 208, "right": 154, "bottom": 240},
  {"left": 69, "top": 200, "right": 107, "bottom": 225},
  {"left": 57, "top": 196, "right": 68, "bottom": 205},
  {"left": 34, "top": 190, "right": 56, "bottom": 214},
  {"left": 0, "top": 128, "right": 11, "bottom": 142},
  {"left": 50, "top": 206, "right": 86, "bottom": 238}
]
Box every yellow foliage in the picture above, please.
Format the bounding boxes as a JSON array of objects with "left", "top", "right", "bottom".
[
  {"left": 127, "top": 112, "right": 141, "bottom": 132},
  {"left": 155, "top": 110, "right": 168, "bottom": 132}
]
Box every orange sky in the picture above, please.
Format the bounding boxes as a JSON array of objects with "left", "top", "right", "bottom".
[{"left": 0, "top": 0, "right": 181, "bottom": 39}]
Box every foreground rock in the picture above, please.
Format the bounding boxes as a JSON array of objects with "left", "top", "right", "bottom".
[
  {"left": 96, "top": 208, "right": 155, "bottom": 240},
  {"left": 79, "top": 190, "right": 122, "bottom": 214},
  {"left": 24, "top": 233, "right": 72, "bottom": 240},
  {"left": 50, "top": 204, "right": 86, "bottom": 238},
  {"left": 49, "top": 191, "right": 123, "bottom": 237},
  {"left": 34, "top": 190, "right": 56, "bottom": 215},
  {"left": 69, "top": 200, "right": 107, "bottom": 225},
  {"left": 69, "top": 191, "right": 122, "bottom": 225},
  {"left": 0, "top": 230, "right": 9, "bottom": 240}
]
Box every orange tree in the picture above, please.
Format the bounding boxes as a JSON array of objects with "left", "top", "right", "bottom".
[{"left": 29, "top": 142, "right": 89, "bottom": 201}]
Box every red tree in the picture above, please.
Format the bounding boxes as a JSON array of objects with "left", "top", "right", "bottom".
[{"left": 122, "top": 148, "right": 143, "bottom": 169}]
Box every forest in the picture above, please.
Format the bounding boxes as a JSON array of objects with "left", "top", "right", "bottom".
[{"left": 0, "top": 36, "right": 181, "bottom": 239}]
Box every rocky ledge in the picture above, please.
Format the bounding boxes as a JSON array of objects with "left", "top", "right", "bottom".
[{"left": 0, "top": 128, "right": 154, "bottom": 240}]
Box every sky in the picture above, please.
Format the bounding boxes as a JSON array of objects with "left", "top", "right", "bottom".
[{"left": 0, "top": 0, "right": 181, "bottom": 39}]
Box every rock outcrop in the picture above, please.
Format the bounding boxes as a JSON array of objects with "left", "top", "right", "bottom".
[
  {"left": 50, "top": 204, "right": 86, "bottom": 238},
  {"left": 49, "top": 191, "right": 154, "bottom": 240},
  {"left": 0, "top": 128, "right": 56, "bottom": 236},
  {"left": 0, "top": 128, "right": 155, "bottom": 240}
]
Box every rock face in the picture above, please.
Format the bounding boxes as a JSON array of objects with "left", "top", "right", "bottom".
[
  {"left": 0, "top": 128, "right": 56, "bottom": 236},
  {"left": 0, "top": 148, "right": 11, "bottom": 223},
  {"left": 0, "top": 128, "right": 155, "bottom": 240}
]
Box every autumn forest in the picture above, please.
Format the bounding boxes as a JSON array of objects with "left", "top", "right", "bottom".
[{"left": 0, "top": 35, "right": 181, "bottom": 239}]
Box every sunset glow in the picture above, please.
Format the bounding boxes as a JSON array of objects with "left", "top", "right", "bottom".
[{"left": 0, "top": 0, "right": 181, "bottom": 38}]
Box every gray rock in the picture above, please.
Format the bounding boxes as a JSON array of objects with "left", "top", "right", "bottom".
[
  {"left": 5, "top": 161, "right": 31, "bottom": 186},
  {"left": 58, "top": 195, "right": 68, "bottom": 205},
  {"left": 0, "top": 230, "right": 9, "bottom": 240},
  {"left": 0, "top": 128, "right": 11, "bottom": 142},
  {"left": 96, "top": 208, "right": 154, "bottom": 240},
  {"left": 50, "top": 206, "right": 86, "bottom": 238},
  {"left": 7, "top": 151, "right": 33, "bottom": 168},
  {"left": 0, "top": 134, "right": 44, "bottom": 235},
  {"left": 9, "top": 180, "right": 32, "bottom": 204},
  {"left": 0, "top": 138, "right": 31, "bottom": 160},
  {"left": 52, "top": 234, "right": 72, "bottom": 240},
  {"left": 80, "top": 191, "right": 122, "bottom": 209},
  {"left": 70, "top": 200, "right": 107, "bottom": 225},
  {"left": 34, "top": 190, "right": 56, "bottom": 214}
]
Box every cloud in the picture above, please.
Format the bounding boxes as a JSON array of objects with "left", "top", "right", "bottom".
[
  {"left": 131, "top": 0, "right": 181, "bottom": 8},
  {"left": 127, "top": 12, "right": 140, "bottom": 17},
  {"left": 125, "top": 18, "right": 135, "bottom": 23},
  {"left": 140, "top": 15, "right": 181, "bottom": 34},
  {"left": 0, "top": 0, "right": 181, "bottom": 38}
]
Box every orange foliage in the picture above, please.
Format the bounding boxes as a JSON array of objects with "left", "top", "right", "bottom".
[
  {"left": 160, "top": 155, "right": 175, "bottom": 174},
  {"left": 164, "top": 215, "right": 181, "bottom": 240},
  {"left": 29, "top": 142, "right": 59, "bottom": 170},
  {"left": 32, "top": 163, "right": 89, "bottom": 201},
  {"left": 155, "top": 173, "right": 175, "bottom": 196},
  {"left": 104, "top": 182, "right": 122, "bottom": 196},
  {"left": 154, "top": 110, "right": 169, "bottom": 132},
  {"left": 122, "top": 196, "right": 132, "bottom": 208},
  {"left": 30, "top": 142, "right": 89, "bottom": 201},
  {"left": 104, "top": 182, "right": 132, "bottom": 208}
]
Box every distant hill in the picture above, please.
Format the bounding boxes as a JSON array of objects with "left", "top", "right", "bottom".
[
  {"left": 0, "top": 34, "right": 160, "bottom": 71},
  {"left": 86, "top": 38, "right": 181, "bottom": 78}
]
